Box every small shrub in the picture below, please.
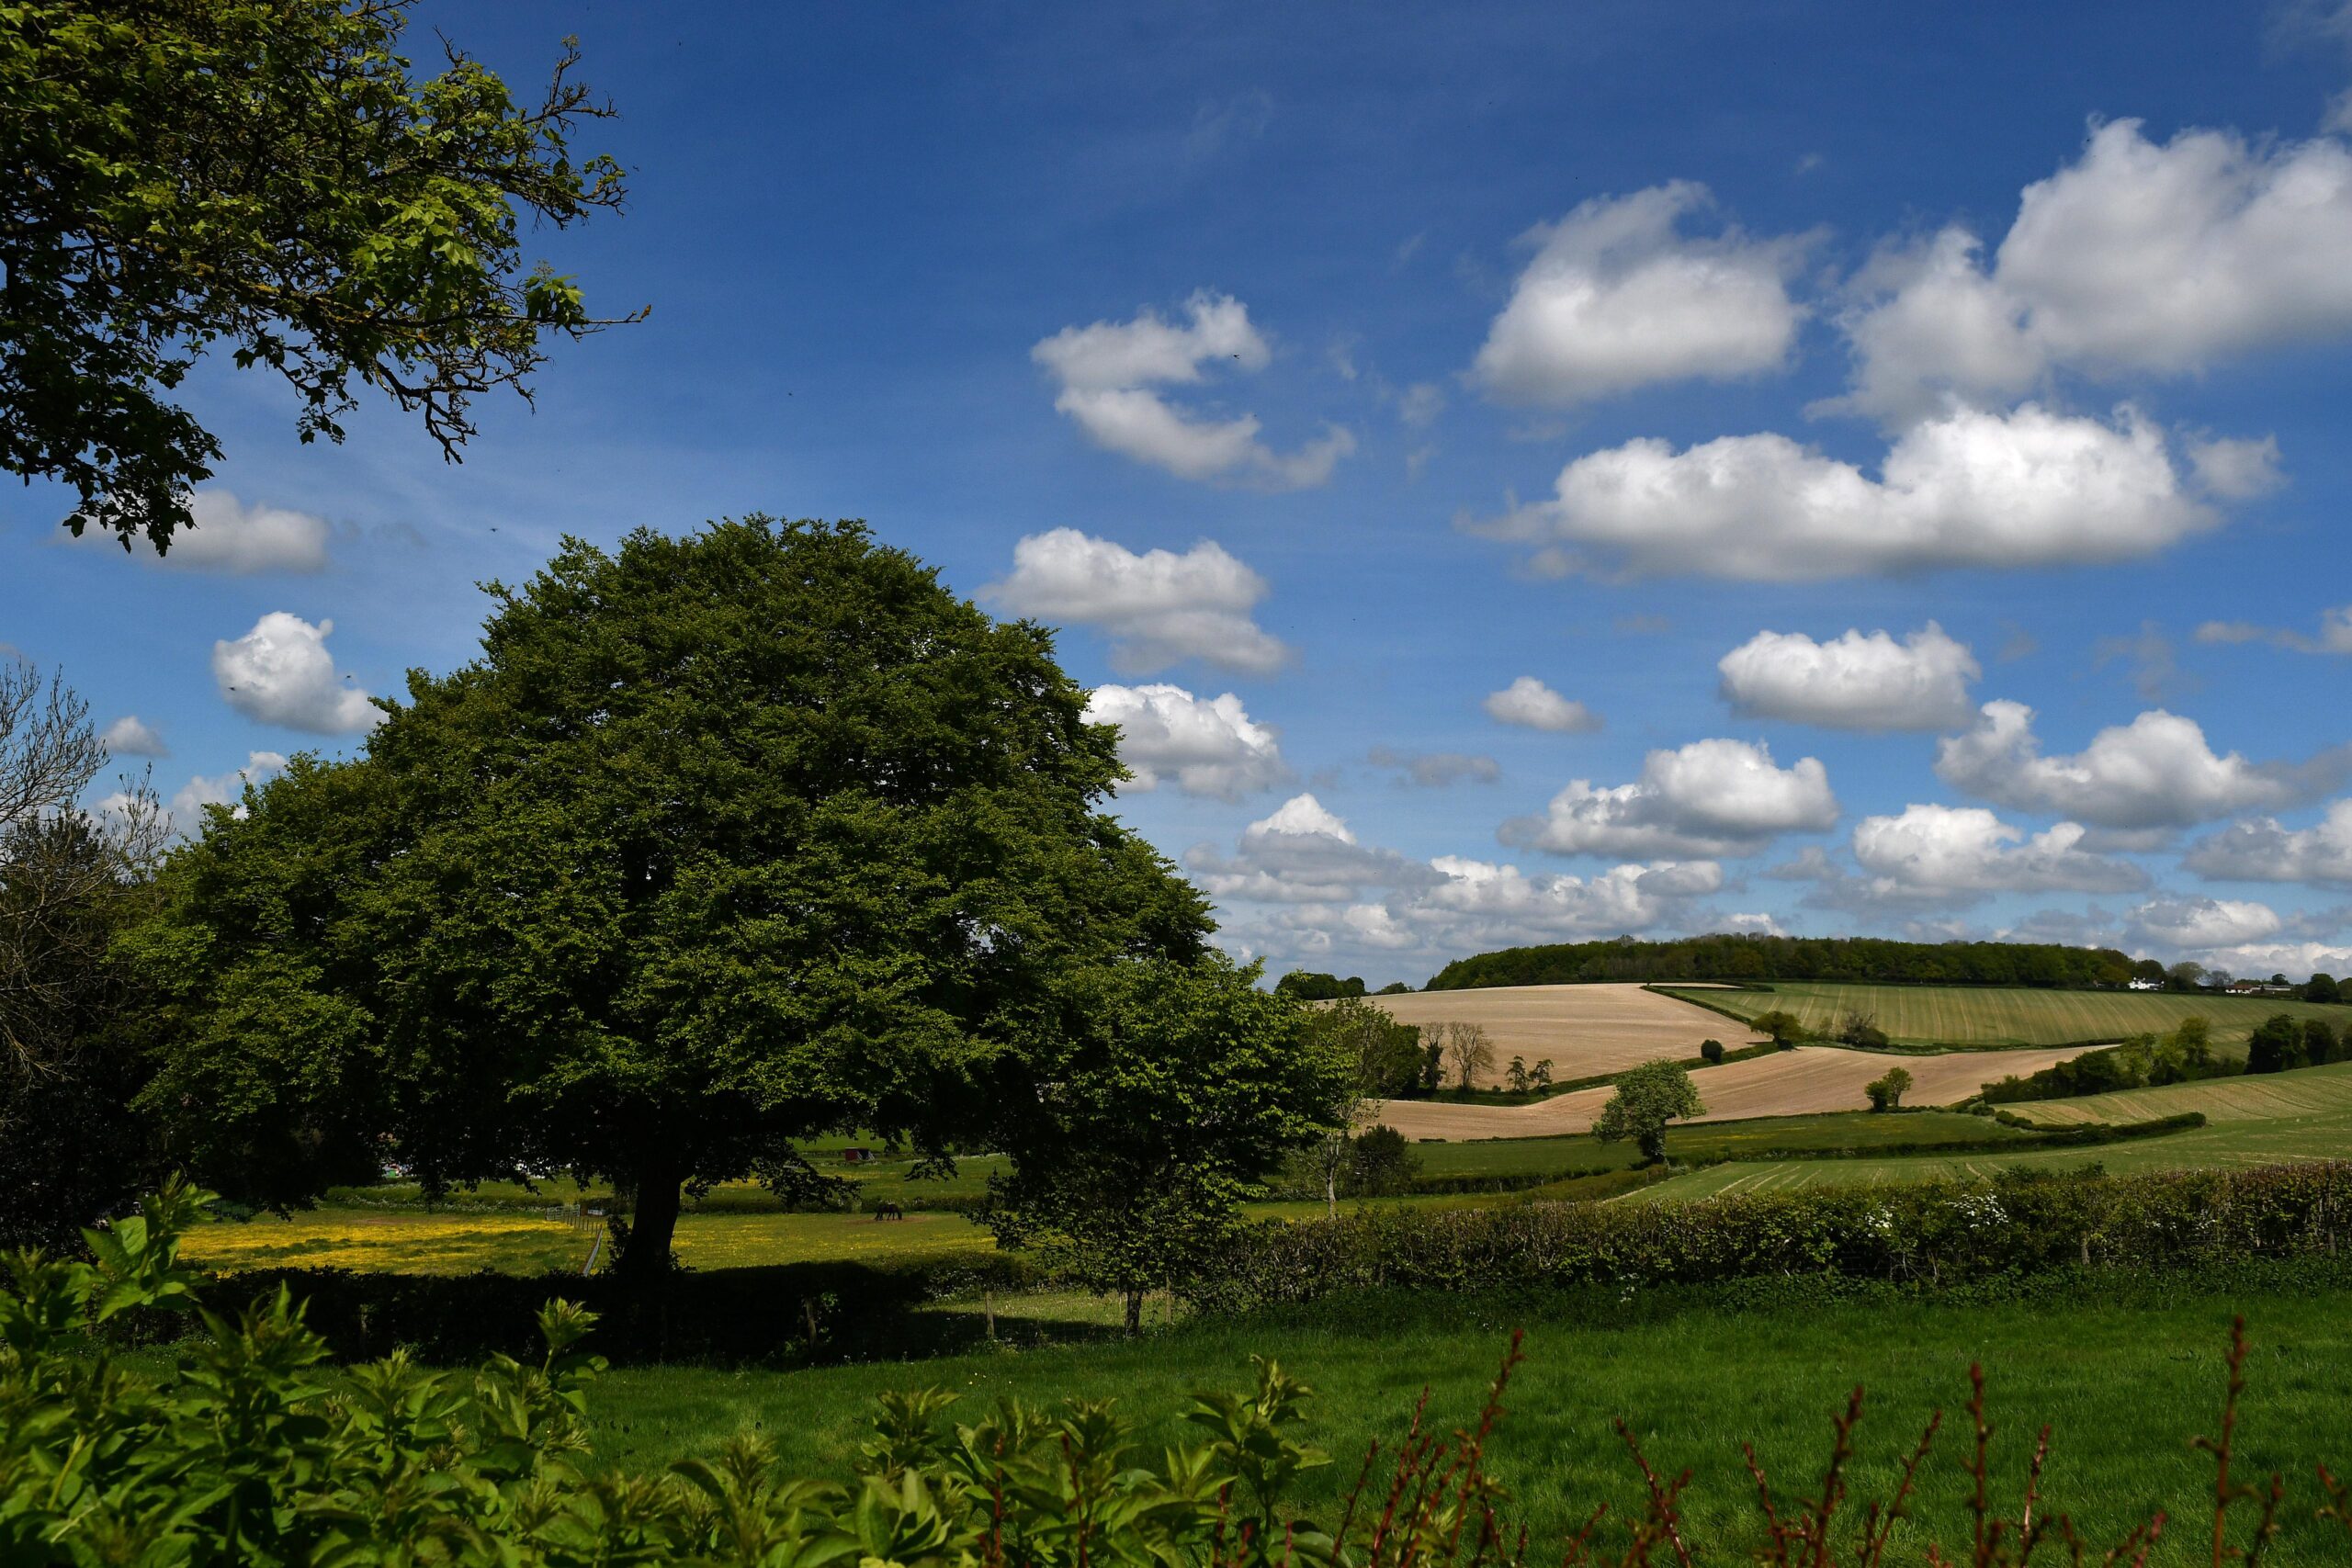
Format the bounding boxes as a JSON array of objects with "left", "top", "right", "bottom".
[{"left": 1700, "top": 1038, "right": 1726, "bottom": 1065}]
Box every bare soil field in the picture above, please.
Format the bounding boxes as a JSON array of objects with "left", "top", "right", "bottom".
[
  {"left": 1363, "top": 982, "right": 1760, "bottom": 1079},
  {"left": 1371, "top": 1043, "right": 2089, "bottom": 1141}
]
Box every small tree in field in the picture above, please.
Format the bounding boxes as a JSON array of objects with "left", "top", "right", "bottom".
[
  {"left": 985, "top": 955, "right": 1343, "bottom": 1334},
  {"left": 1435, "top": 1021, "right": 1496, "bottom": 1091},
  {"left": 1751, "top": 1010, "right": 1805, "bottom": 1050},
  {"left": 1529, "top": 1058, "right": 1554, "bottom": 1092},
  {"left": 1345, "top": 1123, "right": 1419, "bottom": 1195},
  {"left": 2304, "top": 1019, "right": 2336, "bottom": 1067},
  {"left": 2246, "top": 1014, "right": 2301, "bottom": 1074},
  {"left": 1296, "top": 997, "right": 1421, "bottom": 1216},
  {"left": 1864, "top": 1066, "right": 1913, "bottom": 1111},
  {"left": 1505, "top": 1055, "right": 1529, "bottom": 1094},
  {"left": 1593, "top": 1059, "right": 1705, "bottom": 1164},
  {"left": 1700, "top": 1038, "right": 1726, "bottom": 1065}
]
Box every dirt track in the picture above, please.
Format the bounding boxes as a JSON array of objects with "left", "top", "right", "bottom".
[
  {"left": 1370, "top": 1043, "right": 2088, "bottom": 1141},
  {"left": 1362, "top": 982, "right": 1758, "bottom": 1080}
]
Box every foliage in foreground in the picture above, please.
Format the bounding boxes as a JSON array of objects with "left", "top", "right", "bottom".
[{"left": 11, "top": 1185, "right": 2352, "bottom": 1565}]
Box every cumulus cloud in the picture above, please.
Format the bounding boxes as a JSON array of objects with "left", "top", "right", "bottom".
[
  {"left": 2184, "top": 799, "right": 2352, "bottom": 888},
  {"left": 1191, "top": 794, "right": 1721, "bottom": 962},
  {"left": 1483, "top": 676, "right": 1600, "bottom": 733},
  {"left": 75, "top": 490, "right": 330, "bottom": 574},
  {"left": 100, "top": 716, "right": 167, "bottom": 758},
  {"left": 1471, "top": 183, "right": 1810, "bottom": 404},
  {"left": 1472, "top": 403, "right": 2217, "bottom": 581},
  {"left": 986, "top": 529, "right": 1288, "bottom": 674},
  {"left": 117, "top": 750, "right": 290, "bottom": 834},
  {"left": 1833, "top": 120, "right": 2352, "bottom": 421},
  {"left": 1717, "top": 623, "right": 1978, "bottom": 730},
  {"left": 1189, "top": 794, "right": 1442, "bottom": 904},
  {"left": 1365, "top": 747, "right": 1501, "bottom": 787},
  {"left": 2193, "top": 605, "right": 2352, "bottom": 656},
  {"left": 1934, "top": 700, "right": 2336, "bottom": 829},
  {"left": 211, "top": 613, "right": 381, "bottom": 734},
  {"left": 2186, "top": 435, "right": 2285, "bottom": 501},
  {"left": 1502, "top": 738, "right": 1838, "bottom": 859},
  {"left": 1849, "top": 804, "right": 2149, "bottom": 899},
  {"left": 2127, "top": 896, "right": 2284, "bottom": 952},
  {"left": 1032, "top": 292, "right": 1353, "bottom": 489},
  {"left": 1082, "top": 682, "right": 1288, "bottom": 799}
]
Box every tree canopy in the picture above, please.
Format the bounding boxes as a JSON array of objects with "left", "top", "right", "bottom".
[
  {"left": 2, "top": 0, "right": 637, "bottom": 551},
  {"left": 982, "top": 955, "right": 1344, "bottom": 1331},
  {"left": 1424, "top": 935, "right": 2136, "bottom": 992},
  {"left": 1593, "top": 1059, "right": 1705, "bottom": 1163},
  {"left": 132, "top": 518, "right": 1213, "bottom": 1278}
]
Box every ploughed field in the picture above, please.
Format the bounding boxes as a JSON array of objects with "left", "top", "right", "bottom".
[
  {"left": 1373, "top": 1043, "right": 2085, "bottom": 1141},
  {"left": 1362, "top": 981, "right": 1762, "bottom": 1077},
  {"left": 1657, "top": 981, "right": 2345, "bottom": 1050}
]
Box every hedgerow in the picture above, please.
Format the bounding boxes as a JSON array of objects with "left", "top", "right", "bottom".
[{"left": 1192, "top": 1162, "right": 2352, "bottom": 1309}]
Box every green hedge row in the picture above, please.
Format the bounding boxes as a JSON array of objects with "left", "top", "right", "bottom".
[{"left": 1193, "top": 1161, "right": 2352, "bottom": 1308}]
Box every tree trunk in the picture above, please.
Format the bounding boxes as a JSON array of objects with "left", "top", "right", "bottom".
[
  {"left": 1326, "top": 1165, "right": 1338, "bottom": 1220},
  {"left": 616, "top": 1159, "right": 683, "bottom": 1285},
  {"left": 1123, "top": 1287, "right": 1143, "bottom": 1336}
]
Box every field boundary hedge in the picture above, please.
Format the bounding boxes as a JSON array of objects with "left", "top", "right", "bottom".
[{"left": 1194, "top": 1160, "right": 2352, "bottom": 1309}]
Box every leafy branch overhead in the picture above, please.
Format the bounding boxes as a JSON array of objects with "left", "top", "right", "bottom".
[{"left": 1, "top": 0, "right": 642, "bottom": 552}]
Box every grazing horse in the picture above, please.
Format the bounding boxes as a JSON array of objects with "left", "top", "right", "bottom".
[{"left": 871, "top": 1200, "right": 905, "bottom": 1222}]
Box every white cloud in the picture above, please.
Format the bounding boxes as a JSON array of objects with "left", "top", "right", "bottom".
[
  {"left": 1934, "top": 700, "right": 2329, "bottom": 829},
  {"left": 1483, "top": 676, "right": 1600, "bottom": 733},
  {"left": 1849, "top": 804, "right": 2148, "bottom": 898},
  {"left": 100, "top": 716, "right": 167, "bottom": 757},
  {"left": 1503, "top": 738, "right": 1838, "bottom": 858},
  {"left": 2184, "top": 800, "right": 2352, "bottom": 888},
  {"left": 211, "top": 613, "right": 380, "bottom": 734},
  {"left": 1717, "top": 623, "right": 1979, "bottom": 730},
  {"left": 1471, "top": 183, "right": 1809, "bottom": 404},
  {"left": 76, "top": 490, "right": 330, "bottom": 574},
  {"left": 1189, "top": 793, "right": 1441, "bottom": 904},
  {"left": 1083, "top": 682, "right": 1287, "bottom": 799},
  {"left": 986, "top": 529, "right": 1288, "bottom": 674},
  {"left": 1193, "top": 794, "right": 1721, "bottom": 963},
  {"left": 1835, "top": 120, "right": 2352, "bottom": 420},
  {"left": 2193, "top": 605, "right": 2352, "bottom": 656},
  {"left": 121, "top": 750, "right": 289, "bottom": 834},
  {"left": 2126, "top": 896, "right": 2283, "bottom": 952},
  {"left": 1475, "top": 403, "right": 2215, "bottom": 581},
  {"left": 2194, "top": 940, "right": 2352, "bottom": 984},
  {"left": 1032, "top": 292, "right": 1353, "bottom": 489}
]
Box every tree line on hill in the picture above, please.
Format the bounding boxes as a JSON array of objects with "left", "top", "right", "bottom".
[{"left": 1427, "top": 934, "right": 2145, "bottom": 991}]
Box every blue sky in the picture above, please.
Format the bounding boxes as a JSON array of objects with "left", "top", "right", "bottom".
[{"left": 8, "top": 0, "right": 2352, "bottom": 987}]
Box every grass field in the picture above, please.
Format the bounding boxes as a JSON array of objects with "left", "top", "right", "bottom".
[
  {"left": 1375, "top": 1043, "right": 2083, "bottom": 1139},
  {"left": 1657, "top": 981, "right": 2345, "bottom": 1050},
  {"left": 1363, "top": 982, "right": 1762, "bottom": 1078},
  {"left": 582, "top": 1268, "right": 2352, "bottom": 1562},
  {"left": 182, "top": 1204, "right": 999, "bottom": 1275},
  {"left": 2001, "top": 1059, "right": 2352, "bottom": 1128},
  {"left": 1636, "top": 1093, "right": 2352, "bottom": 1201}
]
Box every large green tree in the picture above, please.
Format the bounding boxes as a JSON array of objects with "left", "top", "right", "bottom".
[
  {"left": 133, "top": 519, "right": 1214, "bottom": 1279},
  {"left": 2, "top": 0, "right": 636, "bottom": 552}
]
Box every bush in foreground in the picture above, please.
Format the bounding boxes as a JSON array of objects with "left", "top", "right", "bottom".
[{"left": 10, "top": 1182, "right": 2352, "bottom": 1564}]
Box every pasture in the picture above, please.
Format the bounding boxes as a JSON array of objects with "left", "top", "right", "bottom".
[
  {"left": 1374, "top": 1043, "right": 2081, "bottom": 1139},
  {"left": 182, "top": 1203, "right": 998, "bottom": 1276},
  {"left": 2000, "top": 1058, "right": 2352, "bottom": 1128},
  {"left": 1658, "top": 981, "right": 2344, "bottom": 1050},
  {"left": 1362, "top": 981, "right": 1760, "bottom": 1077},
  {"left": 584, "top": 1266, "right": 2352, "bottom": 1562},
  {"left": 1634, "top": 1090, "right": 2352, "bottom": 1201}
]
